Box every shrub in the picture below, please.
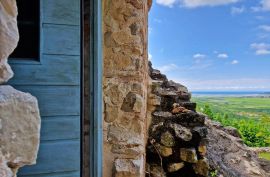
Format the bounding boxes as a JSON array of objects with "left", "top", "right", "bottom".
[{"left": 200, "top": 104, "right": 270, "bottom": 147}]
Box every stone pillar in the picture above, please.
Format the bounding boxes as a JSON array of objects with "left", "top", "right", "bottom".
[
  {"left": 102, "top": 0, "right": 151, "bottom": 176},
  {"left": 0, "top": 1, "right": 41, "bottom": 176}
]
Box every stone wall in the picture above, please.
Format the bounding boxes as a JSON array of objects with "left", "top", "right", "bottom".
[
  {"left": 102, "top": 0, "right": 151, "bottom": 176},
  {"left": 0, "top": 1, "right": 41, "bottom": 176},
  {"left": 146, "top": 63, "right": 209, "bottom": 177}
]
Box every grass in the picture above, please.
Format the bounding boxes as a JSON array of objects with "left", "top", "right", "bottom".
[
  {"left": 192, "top": 96, "right": 270, "bottom": 147},
  {"left": 259, "top": 152, "right": 270, "bottom": 161}
]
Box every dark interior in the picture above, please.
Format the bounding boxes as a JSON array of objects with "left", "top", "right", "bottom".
[{"left": 10, "top": 0, "right": 39, "bottom": 60}]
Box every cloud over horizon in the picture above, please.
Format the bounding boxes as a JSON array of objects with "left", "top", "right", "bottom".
[
  {"left": 250, "top": 43, "right": 270, "bottom": 55},
  {"left": 171, "top": 78, "right": 270, "bottom": 91},
  {"left": 156, "top": 0, "right": 240, "bottom": 8}
]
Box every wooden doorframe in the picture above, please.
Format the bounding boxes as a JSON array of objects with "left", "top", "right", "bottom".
[{"left": 81, "top": 0, "right": 103, "bottom": 176}]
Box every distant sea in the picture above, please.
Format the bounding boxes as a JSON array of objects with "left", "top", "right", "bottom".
[{"left": 191, "top": 91, "right": 270, "bottom": 97}]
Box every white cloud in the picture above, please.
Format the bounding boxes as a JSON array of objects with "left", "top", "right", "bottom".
[
  {"left": 250, "top": 43, "right": 270, "bottom": 55},
  {"left": 231, "top": 60, "right": 239, "bottom": 64},
  {"left": 148, "top": 53, "right": 153, "bottom": 61},
  {"left": 262, "top": 0, "right": 270, "bottom": 11},
  {"left": 171, "top": 78, "right": 270, "bottom": 91},
  {"left": 156, "top": 0, "right": 240, "bottom": 8},
  {"left": 157, "top": 64, "right": 179, "bottom": 73},
  {"left": 181, "top": 0, "right": 239, "bottom": 8},
  {"left": 217, "top": 53, "right": 229, "bottom": 59},
  {"left": 156, "top": 0, "right": 178, "bottom": 7},
  {"left": 231, "top": 6, "right": 245, "bottom": 15},
  {"left": 258, "top": 25, "right": 270, "bottom": 32},
  {"left": 193, "top": 53, "right": 206, "bottom": 59},
  {"left": 256, "top": 49, "right": 270, "bottom": 55},
  {"left": 251, "top": 0, "right": 270, "bottom": 12}
]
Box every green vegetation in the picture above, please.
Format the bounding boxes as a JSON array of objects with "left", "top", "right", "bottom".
[
  {"left": 192, "top": 97, "right": 270, "bottom": 147},
  {"left": 259, "top": 152, "right": 270, "bottom": 161},
  {"left": 209, "top": 170, "right": 218, "bottom": 177}
]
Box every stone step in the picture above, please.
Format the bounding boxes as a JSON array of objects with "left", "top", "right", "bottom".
[{"left": 178, "top": 102, "right": 197, "bottom": 111}]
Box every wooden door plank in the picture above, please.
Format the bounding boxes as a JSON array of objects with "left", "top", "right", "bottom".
[
  {"left": 43, "top": 0, "right": 80, "bottom": 25},
  {"left": 9, "top": 55, "right": 80, "bottom": 85},
  {"left": 14, "top": 86, "right": 80, "bottom": 117},
  {"left": 19, "top": 171, "right": 80, "bottom": 177},
  {"left": 41, "top": 116, "right": 80, "bottom": 141},
  {"left": 43, "top": 24, "right": 80, "bottom": 56},
  {"left": 18, "top": 140, "right": 80, "bottom": 175}
]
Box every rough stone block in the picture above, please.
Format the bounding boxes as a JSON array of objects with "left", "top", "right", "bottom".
[
  {"left": 167, "top": 162, "right": 185, "bottom": 173},
  {"left": 114, "top": 158, "right": 143, "bottom": 177},
  {"left": 180, "top": 148, "right": 198, "bottom": 163},
  {"left": 146, "top": 164, "right": 166, "bottom": 177},
  {"left": 121, "top": 92, "right": 143, "bottom": 113},
  {"left": 169, "top": 123, "right": 192, "bottom": 141},
  {"left": 155, "top": 144, "right": 173, "bottom": 157},
  {"left": 193, "top": 158, "right": 209, "bottom": 176},
  {"left": 0, "top": 0, "right": 19, "bottom": 83},
  {"left": 0, "top": 86, "right": 41, "bottom": 175},
  {"left": 160, "top": 131, "right": 175, "bottom": 147}
]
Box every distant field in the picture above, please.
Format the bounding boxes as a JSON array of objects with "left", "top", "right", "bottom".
[
  {"left": 259, "top": 152, "right": 270, "bottom": 161},
  {"left": 191, "top": 96, "right": 270, "bottom": 148},
  {"left": 192, "top": 97, "right": 270, "bottom": 119}
]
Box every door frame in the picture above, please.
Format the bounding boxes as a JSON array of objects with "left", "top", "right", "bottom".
[{"left": 81, "top": 0, "right": 103, "bottom": 177}]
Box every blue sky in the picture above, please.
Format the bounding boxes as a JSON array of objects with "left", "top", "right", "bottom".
[{"left": 149, "top": 0, "right": 270, "bottom": 91}]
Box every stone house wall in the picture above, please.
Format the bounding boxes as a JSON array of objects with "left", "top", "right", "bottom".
[{"left": 102, "top": 0, "right": 151, "bottom": 176}]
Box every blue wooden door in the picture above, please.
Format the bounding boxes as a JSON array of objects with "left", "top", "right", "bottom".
[{"left": 9, "top": 0, "right": 81, "bottom": 176}]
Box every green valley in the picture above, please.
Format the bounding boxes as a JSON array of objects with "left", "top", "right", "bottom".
[{"left": 192, "top": 96, "right": 270, "bottom": 148}]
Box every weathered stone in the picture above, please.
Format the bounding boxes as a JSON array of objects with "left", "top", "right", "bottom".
[
  {"left": 163, "top": 80, "right": 189, "bottom": 93},
  {"left": 0, "top": 152, "right": 13, "bottom": 177},
  {"left": 0, "top": 86, "right": 41, "bottom": 175},
  {"left": 198, "top": 141, "right": 207, "bottom": 156},
  {"left": 121, "top": 92, "right": 143, "bottom": 113},
  {"left": 177, "top": 102, "right": 197, "bottom": 111},
  {"left": 107, "top": 124, "right": 144, "bottom": 145},
  {"left": 174, "top": 112, "right": 205, "bottom": 127},
  {"left": 104, "top": 104, "right": 118, "bottom": 123},
  {"left": 172, "top": 106, "right": 189, "bottom": 114},
  {"left": 169, "top": 123, "right": 192, "bottom": 141},
  {"left": 160, "top": 131, "right": 175, "bottom": 147},
  {"left": 151, "top": 111, "right": 173, "bottom": 125},
  {"left": 114, "top": 158, "right": 143, "bottom": 177},
  {"left": 224, "top": 126, "right": 242, "bottom": 138},
  {"left": 206, "top": 118, "right": 270, "bottom": 177},
  {"left": 180, "top": 148, "right": 198, "bottom": 163},
  {"left": 150, "top": 68, "right": 167, "bottom": 81},
  {"left": 155, "top": 144, "right": 173, "bottom": 157},
  {"left": 192, "top": 126, "right": 208, "bottom": 138},
  {"left": 167, "top": 162, "right": 185, "bottom": 173},
  {"left": 111, "top": 144, "right": 144, "bottom": 157},
  {"left": 193, "top": 158, "right": 209, "bottom": 176},
  {"left": 0, "top": 0, "right": 19, "bottom": 83},
  {"left": 147, "top": 164, "right": 166, "bottom": 177},
  {"left": 148, "top": 94, "right": 161, "bottom": 106},
  {"left": 152, "top": 111, "right": 172, "bottom": 118}
]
